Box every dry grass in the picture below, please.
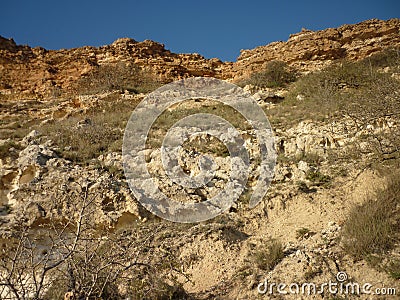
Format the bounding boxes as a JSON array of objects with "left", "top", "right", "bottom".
[
  {"left": 305, "top": 170, "right": 331, "bottom": 187},
  {"left": 0, "top": 141, "right": 23, "bottom": 160},
  {"left": 341, "top": 171, "right": 400, "bottom": 262},
  {"left": 273, "top": 49, "right": 400, "bottom": 128},
  {"left": 39, "top": 95, "right": 138, "bottom": 164},
  {"left": 253, "top": 238, "right": 284, "bottom": 271}
]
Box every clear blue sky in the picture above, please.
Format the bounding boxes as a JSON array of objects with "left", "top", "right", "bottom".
[{"left": 1, "top": 0, "right": 399, "bottom": 62}]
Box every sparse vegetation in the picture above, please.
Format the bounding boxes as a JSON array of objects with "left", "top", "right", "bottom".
[
  {"left": 183, "top": 134, "right": 230, "bottom": 158},
  {"left": 387, "top": 259, "right": 400, "bottom": 280},
  {"left": 303, "top": 267, "right": 322, "bottom": 281},
  {"left": 40, "top": 117, "right": 121, "bottom": 164},
  {"left": 296, "top": 227, "right": 312, "bottom": 239},
  {"left": 240, "top": 60, "right": 297, "bottom": 88},
  {"left": 363, "top": 47, "right": 400, "bottom": 71},
  {"left": 271, "top": 49, "right": 400, "bottom": 126},
  {"left": 296, "top": 152, "right": 324, "bottom": 167},
  {"left": 0, "top": 141, "right": 23, "bottom": 160},
  {"left": 0, "top": 182, "right": 189, "bottom": 300},
  {"left": 268, "top": 49, "right": 400, "bottom": 163},
  {"left": 341, "top": 172, "right": 400, "bottom": 266},
  {"left": 1, "top": 25, "right": 400, "bottom": 300},
  {"left": 306, "top": 170, "right": 331, "bottom": 187},
  {"left": 253, "top": 239, "right": 284, "bottom": 271},
  {"left": 76, "top": 62, "right": 162, "bottom": 94},
  {"left": 146, "top": 99, "right": 254, "bottom": 151},
  {"left": 38, "top": 95, "right": 137, "bottom": 164}
]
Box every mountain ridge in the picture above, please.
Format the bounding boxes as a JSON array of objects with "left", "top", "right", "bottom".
[{"left": 0, "top": 18, "right": 399, "bottom": 97}]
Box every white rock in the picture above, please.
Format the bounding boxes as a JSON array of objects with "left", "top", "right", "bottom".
[
  {"left": 22, "top": 130, "right": 41, "bottom": 146},
  {"left": 297, "top": 160, "right": 310, "bottom": 173}
]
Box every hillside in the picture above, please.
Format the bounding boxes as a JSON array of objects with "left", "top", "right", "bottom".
[{"left": 0, "top": 18, "right": 399, "bottom": 299}]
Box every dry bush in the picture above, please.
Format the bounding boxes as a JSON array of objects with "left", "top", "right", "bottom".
[
  {"left": 0, "top": 181, "right": 189, "bottom": 300},
  {"left": 240, "top": 60, "right": 297, "bottom": 88},
  {"left": 341, "top": 171, "right": 400, "bottom": 262},
  {"left": 284, "top": 50, "right": 400, "bottom": 118},
  {"left": 40, "top": 118, "right": 121, "bottom": 164},
  {"left": 253, "top": 238, "right": 284, "bottom": 271},
  {"left": 277, "top": 54, "right": 400, "bottom": 160},
  {"left": 76, "top": 62, "right": 162, "bottom": 95},
  {"left": 363, "top": 47, "right": 400, "bottom": 71},
  {"left": 0, "top": 141, "right": 23, "bottom": 160},
  {"left": 39, "top": 97, "right": 138, "bottom": 164}
]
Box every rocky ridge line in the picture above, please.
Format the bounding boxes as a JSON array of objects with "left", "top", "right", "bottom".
[{"left": 0, "top": 18, "right": 399, "bottom": 96}]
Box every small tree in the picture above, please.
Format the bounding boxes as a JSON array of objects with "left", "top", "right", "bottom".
[
  {"left": 243, "top": 60, "right": 297, "bottom": 88},
  {"left": 0, "top": 180, "right": 188, "bottom": 299},
  {"left": 76, "top": 62, "right": 161, "bottom": 94}
]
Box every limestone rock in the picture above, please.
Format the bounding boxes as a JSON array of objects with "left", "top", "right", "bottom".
[
  {"left": 18, "top": 144, "right": 56, "bottom": 169},
  {"left": 1, "top": 19, "right": 399, "bottom": 97},
  {"left": 228, "top": 18, "right": 400, "bottom": 81},
  {"left": 21, "top": 130, "right": 41, "bottom": 146}
]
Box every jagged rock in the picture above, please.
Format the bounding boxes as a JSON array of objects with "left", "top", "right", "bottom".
[
  {"left": 21, "top": 130, "right": 41, "bottom": 146},
  {"left": 229, "top": 18, "right": 400, "bottom": 80},
  {"left": 0, "top": 36, "right": 18, "bottom": 51},
  {"left": 0, "top": 36, "right": 225, "bottom": 96},
  {"left": 98, "top": 152, "right": 123, "bottom": 169},
  {"left": 278, "top": 120, "right": 344, "bottom": 157},
  {"left": 252, "top": 89, "right": 284, "bottom": 103},
  {"left": 1, "top": 19, "right": 399, "bottom": 96},
  {"left": 18, "top": 144, "right": 57, "bottom": 169}
]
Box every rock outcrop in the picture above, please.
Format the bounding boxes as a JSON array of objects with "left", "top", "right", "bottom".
[
  {"left": 0, "top": 37, "right": 226, "bottom": 97},
  {"left": 1, "top": 18, "right": 399, "bottom": 97},
  {"left": 229, "top": 18, "right": 400, "bottom": 80}
]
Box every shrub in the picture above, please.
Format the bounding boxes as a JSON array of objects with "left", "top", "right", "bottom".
[
  {"left": 39, "top": 96, "right": 137, "bottom": 164},
  {"left": 241, "top": 60, "right": 297, "bottom": 88},
  {"left": 76, "top": 62, "right": 161, "bottom": 94},
  {"left": 362, "top": 47, "right": 400, "bottom": 70},
  {"left": 285, "top": 57, "right": 400, "bottom": 120},
  {"left": 296, "top": 227, "right": 313, "bottom": 239},
  {"left": 0, "top": 141, "right": 23, "bottom": 160},
  {"left": 341, "top": 172, "right": 400, "bottom": 261},
  {"left": 280, "top": 57, "right": 400, "bottom": 160},
  {"left": 0, "top": 182, "right": 189, "bottom": 300},
  {"left": 253, "top": 238, "right": 284, "bottom": 271},
  {"left": 306, "top": 170, "right": 331, "bottom": 187},
  {"left": 40, "top": 118, "right": 121, "bottom": 164}
]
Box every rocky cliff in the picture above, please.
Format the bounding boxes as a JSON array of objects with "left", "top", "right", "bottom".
[
  {"left": 1, "top": 18, "right": 400, "bottom": 97},
  {"left": 230, "top": 18, "right": 400, "bottom": 79},
  {"left": 0, "top": 37, "right": 226, "bottom": 97}
]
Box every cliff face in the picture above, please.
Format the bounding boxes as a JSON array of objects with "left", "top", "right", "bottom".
[
  {"left": 229, "top": 18, "right": 400, "bottom": 79},
  {"left": 0, "top": 37, "right": 226, "bottom": 96},
  {"left": 0, "top": 18, "right": 399, "bottom": 97}
]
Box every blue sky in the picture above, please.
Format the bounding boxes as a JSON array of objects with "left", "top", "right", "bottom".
[{"left": 1, "top": 0, "right": 399, "bottom": 61}]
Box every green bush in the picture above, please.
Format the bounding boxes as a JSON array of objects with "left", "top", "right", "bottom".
[
  {"left": 241, "top": 60, "right": 297, "bottom": 88},
  {"left": 306, "top": 170, "right": 331, "bottom": 187}
]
